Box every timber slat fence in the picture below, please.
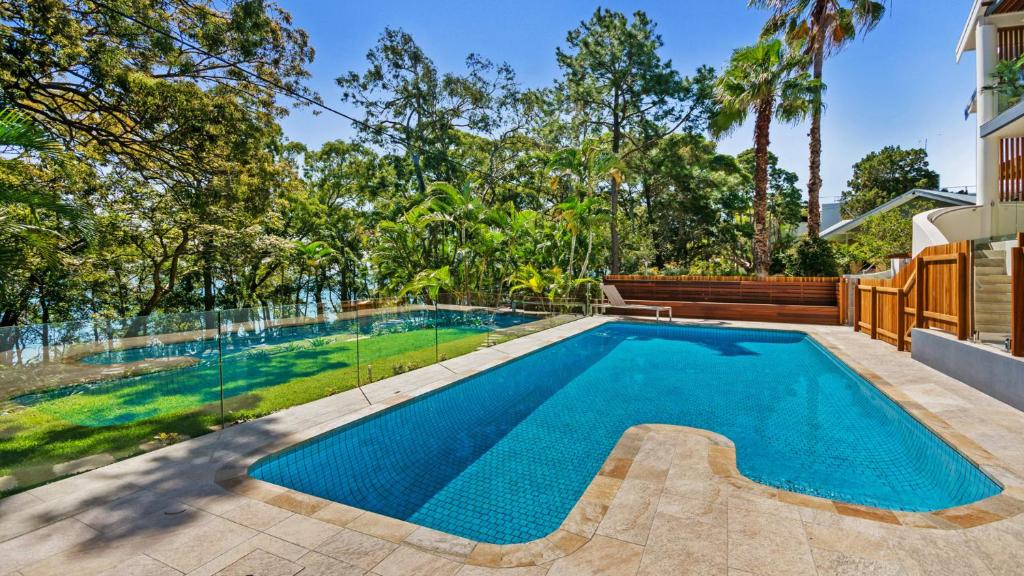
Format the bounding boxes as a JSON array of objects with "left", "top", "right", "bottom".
[
  {"left": 603, "top": 275, "right": 846, "bottom": 325},
  {"left": 854, "top": 241, "right": 971, "bottom": 351}
]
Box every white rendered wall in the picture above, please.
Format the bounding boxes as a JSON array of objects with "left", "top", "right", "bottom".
[{"left": 977, "top": 24, "right": 999, "bottom": 207}]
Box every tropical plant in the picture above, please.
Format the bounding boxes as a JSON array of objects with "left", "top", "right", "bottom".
[
  {"left": 557, "top": 9, "right": 705, "bottom": 274},
  {"left": 989, "top": 54, "right": 1024, "bottom": 108},
  {"left": 0, "top": 108, "right": 91, "bottom": 273},
  {"left": 753, "top": 0, "right": 887, "bottom": 238},
  {"left": 712, "top": 38, "right": 819, "bottom": 276},
  {"left": 400, "top": 266, "right": 453, "bottom": 303}
]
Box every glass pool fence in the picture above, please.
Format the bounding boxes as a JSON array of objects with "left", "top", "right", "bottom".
[{"left": 0, "top": 292, "right": 587, "bottom": 496}]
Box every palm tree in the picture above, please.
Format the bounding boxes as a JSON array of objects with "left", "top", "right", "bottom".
[
  {"left": 0, "top": 108, "right": 90, "bottom": 273},
  {"left": 547, "top": 139, "right": 621, "bottom": 276},
  {"left": 751, "top": 0, "right": 887, "bottom": 238},
  {"left": 713, "top": 39, "right": 819, "bottom": 276}
]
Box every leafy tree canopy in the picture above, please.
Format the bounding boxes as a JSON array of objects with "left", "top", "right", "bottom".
[{"left": 839, "top": 145, "right": 939, "bottom": 217}]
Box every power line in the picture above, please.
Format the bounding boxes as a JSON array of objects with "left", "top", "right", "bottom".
[{"left": 88, "top": 0, "right": 521, "bottom": 187}]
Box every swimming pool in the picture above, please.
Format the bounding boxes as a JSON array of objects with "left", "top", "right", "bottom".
[{"left": 249, "top": 322, "right": 1001, "bottom": 544}]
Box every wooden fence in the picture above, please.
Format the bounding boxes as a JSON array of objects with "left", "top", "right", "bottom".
[
  {"left": 1013, "top": 233, "right": 1024, "bottom": 357},
  {"left": 603, "top": 275, "right": 845, "bottom": 325},
  {"left": 854, "top": 241, "right": 971, "bottom": 351}
]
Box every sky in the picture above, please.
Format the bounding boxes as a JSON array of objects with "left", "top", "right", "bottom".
[{"left": 274, "top": 0, "right": 979, "bottom": 205}]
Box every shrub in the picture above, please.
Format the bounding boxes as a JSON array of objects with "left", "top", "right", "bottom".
[{"left": 785, "top": 236, "right": 839, "bottom": 277}]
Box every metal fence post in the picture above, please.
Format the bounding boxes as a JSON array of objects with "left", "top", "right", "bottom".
[{"left": 216, "top": 310, "right": 225, "bottom": 428}]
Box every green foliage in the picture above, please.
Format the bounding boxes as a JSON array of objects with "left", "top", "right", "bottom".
[
  {"left": 556, "top": 8, "right": 716, "bottom": 272},
  {"left": 840, "top": 146, "right": 940, "bottom": 217},
  {"left": 713, "top": 38, "right": 819, "bottom": 276},
  {"left": 785, "top": 236, "right": 839, "bottom": 277},
  {"left": 832, "top": 198, "right": 941, "bottom": 273},
  {"left": 988, "top": 54, "right": 1024, "bottom": 108},
  {"left": 0, "top": 5, "right": 856, "bottom": 334},
  {"left": 753, "top": 0, "right": 887, "bottom": 239}
]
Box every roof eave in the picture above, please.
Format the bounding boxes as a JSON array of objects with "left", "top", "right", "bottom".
[{"left": 957, "top": 0, "right": 987, "bottom": 62}]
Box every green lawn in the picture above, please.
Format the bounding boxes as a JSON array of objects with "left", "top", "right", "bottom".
[{"left": 0, "top": 326, "right": 496, "bottom": 493}]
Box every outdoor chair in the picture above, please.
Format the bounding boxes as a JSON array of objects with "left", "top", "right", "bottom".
[{"left": 600, "top": 284, "right": 673, "bottom": 322}]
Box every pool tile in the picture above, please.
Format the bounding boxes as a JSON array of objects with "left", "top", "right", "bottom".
[
  {"left": 810, "top": 547, "right": 907, "bottom": 576},
  {"left": 727, "top": 507, "right": 816, "bottom": 576},
  {"left": 546, "top": 535, "right": 643, "bottom": 576},
  {"left": 314, "top": 527, "right": 398, "bottom": 571},
  {"left": 498, "top": 539, "right": 561, "bottom": 567},
  {"left": 94, "top": 555, "right": 181, "bottom": 576},
  {"left": 803, "top": 522, "right": 900, "bottom": 564},
  {"left": 372, "top": 546, "right": 460, "bottom": 576},
  {"left": 311, "top": 503, "right": 365, "bottom": 527},
  {"left": 558, "top": 500, "right": 607, "bottom": 538},
  {"left": 580, "top": 477, "right": 622, "bottom": 507},
  {"left": 292, "top": 551, "right": 365, "bottom": 576},
  {"left": 212, "top": 549, "right": 301, "bottom": 576},
  {"left": 404, "top": 526, "right": 476, "bottom": 558},
  {"left": 346, "top": 511, "right": 417, "bottom": 543},
  {"left": 932, "top": 506, "right": 1003, "bottom": 529},
  {"left": 466, "top": 543, "right": 504, "bottom": 566},
  {"left": 833, "top": 503, "right": 901, "bottom": 526},
  {"left": 143, "top": 514, "right": 257, "bottom": 573},
  {"left": 454, "top": 565, "right": 548, "bottom": 576},
  {"left": 597, "top": 457, "right": 631, "bottom": 480},
  {"left": 265, "top": 490, "right": 330, "bottom": 516},
  {"left": 637, "top": 511, "right": 726, "bottom": 576},
  {"left": 220, "top": 499, "right": 294, "bottom": 531},
  {"left": 777, "top": 491, "right": 836, "bottom": 514},
  {"left": 544, "top": 530, "right": 587, "bottom": 557},
  {"left": 657, "top": 492, "right": 727, "bottom": 525},
  {"left": 265, "top": 514, "right": 340, "bottom": 549},
  {"left": 0, "top": 518, "right": 99, "bottom": 575},
  {"left": 595, "top": 480, "right": 661, "bottom": 545}
]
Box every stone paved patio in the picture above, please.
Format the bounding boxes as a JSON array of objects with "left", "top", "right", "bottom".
[{"left": 2, "top": 316, "right": 1024, "bottom": 575}]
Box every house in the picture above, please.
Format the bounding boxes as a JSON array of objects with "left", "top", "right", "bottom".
[
  {"left": 822, "top": 188, "right": 977, "bottom": 243},
  {"left": 917, "top": 0, "right": 1024, "bottom": 255}
]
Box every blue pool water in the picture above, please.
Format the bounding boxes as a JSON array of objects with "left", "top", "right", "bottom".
[{"left": 249, "top": 322, "right": 1001, "bottom": 544}]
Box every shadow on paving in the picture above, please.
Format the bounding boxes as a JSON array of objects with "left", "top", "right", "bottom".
[{"left": 0, "top": 405, "right": 365, "bottom": 573}]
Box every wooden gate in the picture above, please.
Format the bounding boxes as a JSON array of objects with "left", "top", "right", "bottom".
[{"left": 854, "top": 241, "right": 971, "bottom": 351}]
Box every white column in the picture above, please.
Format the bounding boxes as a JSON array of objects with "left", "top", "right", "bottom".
[{"left": 977, "top": 23, "right": 999, "bottom": 207}]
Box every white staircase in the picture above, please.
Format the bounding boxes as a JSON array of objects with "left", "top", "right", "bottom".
[{"left": 973, "top": 242, "right": 1013, "bottom": 348}]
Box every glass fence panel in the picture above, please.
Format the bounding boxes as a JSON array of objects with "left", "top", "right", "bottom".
[
  {"left": 0, "top": 310, "right": 219, "bottom": 496},
  {"left": 973, "top": 231, "right": 1021, "bottom": 353},
  {"left": 219, "top": 302, "right": 362, "bottom": 425},
  {"left": 0, "top": 291, "right": 593, "bottom": 496},
  {"left": 352, "top": 297, "right": 438, "bottom": 386},
  {"left": 990, "top": 202, "right": 1024, "bottom": 240},
  {"left": 435, "top": 291, "right": 587, "bottom": 359}
]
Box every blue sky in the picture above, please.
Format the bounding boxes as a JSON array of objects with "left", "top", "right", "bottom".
[{"left": 275, "top": 1, "right": 977, "bottom": 204}]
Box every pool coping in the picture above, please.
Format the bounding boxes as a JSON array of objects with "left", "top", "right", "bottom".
[{"left": 213, "top": 315, "right": 1024, "bottom": 569}]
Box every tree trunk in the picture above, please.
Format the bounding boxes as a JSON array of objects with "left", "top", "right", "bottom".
[
  {"left": 609, "top": 178, "right": 620, "bottom": 274},
  {"left": 642, "top": 179, "right": 664, "bottom": 268},
  {"left": 411, "top": 152, "right": 427, "bottom": 194},
  {"left": 610, "top": 115, "right": 622, "bottom": 274},
  {"left": 40, "top": 282, "right": 50, "bottom": 363},
  {"left": 314, "top": 270, "right": 325, "bottom": 316},
  {"left": 806, "top": 44, "right": 825, "bottom": 239},
  {"left": 202, "top": 238, "right": 216, "bottom": 311},
  {"left": 753, "top": 99, "right": 774, "bottom": 277}
]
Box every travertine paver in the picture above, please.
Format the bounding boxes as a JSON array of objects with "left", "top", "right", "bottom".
[{"left": 3, "top": 316, "right": 1024, "bottom": 575}]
